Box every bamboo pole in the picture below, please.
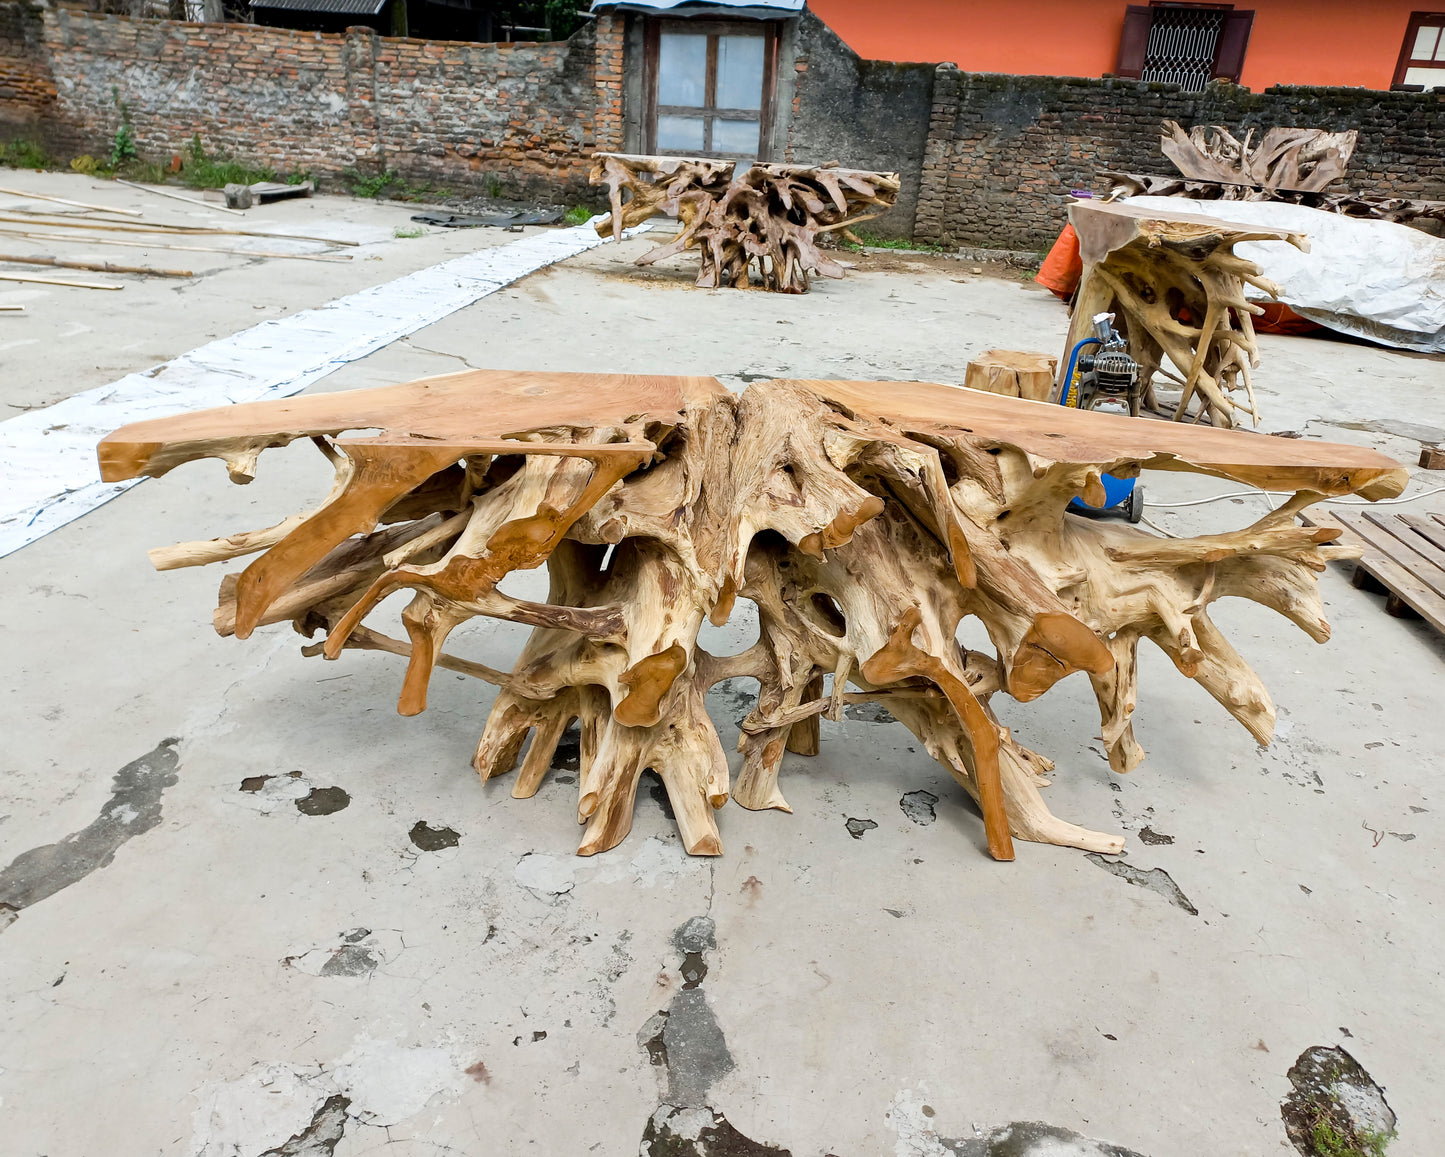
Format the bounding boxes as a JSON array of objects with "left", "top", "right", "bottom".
[
  {"left": 0, "top": 304, "right": 24, "bottom": 311},
  {"left": 0, "top": 252, "right": 192, "bottom": 278},
  {"left": 113, "top": 178, "right": 248, "bottom": 218},
  {"left": 0, "top": 227, "right": 352, "bottom": 262},
  {"left": 0, "top": 272, "right": 121, "bottom": 290},
  {"left": 0, "top": 212, "right": 358, "bottom": 247},
  {"left": 0, "top": 185, "right": 143, "bottom": 218}
]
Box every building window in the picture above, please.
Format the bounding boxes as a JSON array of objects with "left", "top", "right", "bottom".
[
  {"left": 1394, "top": 12, "right": 1445, "bottom": 88},
  {"left": 645, "top": 20, "right": 779, "bottom": 161},
  {"left": 1116, "top": 4, "right": 1254, "bottom": 91}
]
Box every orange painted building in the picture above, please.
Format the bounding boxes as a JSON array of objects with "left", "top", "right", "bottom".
[{"left": 806, "top": 0, "right": 1437, "bottom": 91}]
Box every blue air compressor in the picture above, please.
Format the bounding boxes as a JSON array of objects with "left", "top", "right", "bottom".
[{"left": 1058, "top": 312, "right": 1145, "bottom": 523}]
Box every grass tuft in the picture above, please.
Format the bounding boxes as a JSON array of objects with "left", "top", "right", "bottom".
[
  {"left": 179, "top": 134, "right": 276, "bottom": 189},
  {"left": 342, "top": 166, "right": 449, "bottom": 202},
  {"left": 842, "top": 229, "right": 950, "bottom": 254},
  {"left": 0, "top": 138, "right": 53, "bottom": 170}
]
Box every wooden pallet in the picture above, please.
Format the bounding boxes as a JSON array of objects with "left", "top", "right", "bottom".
[{"left": 1304, "top": 506, "right": 1445, "bottom": 634}]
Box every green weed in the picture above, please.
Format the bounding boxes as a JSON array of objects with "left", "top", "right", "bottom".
[
  {"left": 179, "top": 134, "right": 277, "bottom": 189},
  {"left": 117, "top": 158, "right": 171, "bottom": 185},
  {"left": 842, "top": 229, "right": 948, "bottom": 253},
  {"left": 394, "top": 225, "right": 425, "bottom": 239},
  {"left": 343, "top": 167, "right": 443, "bottom": 201},
  {"left": 0, "top": 138, "right": 52, "bottom": 169},
  {"left": 343, "top": 167, "right": 398, "bottom": 199},
  {"left": 1303, "top": 1100, "right": 1395, "bottom": 1157},
  {"left": 109, "top": 88, "right": 138, "bottom": 168},
  {"left": 564, "top": 205, "right": 594, "bottom": 226}
]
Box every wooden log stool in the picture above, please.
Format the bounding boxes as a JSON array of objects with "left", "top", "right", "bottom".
[{"left": 964, "top": 350, "right": 1059, "bottom": 402}]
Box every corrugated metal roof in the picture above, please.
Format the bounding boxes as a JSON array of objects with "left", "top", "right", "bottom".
[
  {"left": 590, "top": 0, "right": 805, "bottom": 14},
  {"left": 252, "top": 0, "right": 388, "bottom": 14}
]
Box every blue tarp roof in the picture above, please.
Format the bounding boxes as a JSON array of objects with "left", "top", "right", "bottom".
[{"left": 252, "top": 0, "right": 388, "bottom": 14}]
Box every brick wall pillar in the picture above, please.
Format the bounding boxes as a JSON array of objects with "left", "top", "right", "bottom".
[
  {"left": 913, "top": 63, "right": 958, "bottom": 244},
  {"left": 343, "top": 24, "right": 385, "bottom": 172},
  {"left": 784, "top": 38, "right": 809, "bottom": 162},
  {"left": 593, "top": 13, "right": 624, "bottom": 152},
  {"left": 0, "top": 1, "right": 57, "bottom": 134}
]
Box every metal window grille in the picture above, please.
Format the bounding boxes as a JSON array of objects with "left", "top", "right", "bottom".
[{"left": 1140, "top": 8, "right": 1225, "bottom": 91}]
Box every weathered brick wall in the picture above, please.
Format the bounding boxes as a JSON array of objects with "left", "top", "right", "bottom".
[
  {"left": 786, "top": 9, "right": 933, "bottom": 238},
  {"left": 5, "top": 2, "right": 1442, "bottom": 237},
  {"left": 367, "top": 23, "right": 600, "bottom": 194},
  {"left": 2, "top": 3, "right": 605, "bottom": 199},
  {"left": 591, "top": 13, "right": 623, "bottom": 153},
  {"left": 39, "top": 12, "right": 377, "bottom": 170},
  {"left": 0, "top": 1, "right": 54, "bottom": 134},
  {"left": 916, "top": 67, "right": 1445, "bottom": 249}
]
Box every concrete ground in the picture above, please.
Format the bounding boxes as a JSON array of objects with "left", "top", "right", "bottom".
[{"left": 1, "top": 174, "right": 1443, "bottom": 1157}]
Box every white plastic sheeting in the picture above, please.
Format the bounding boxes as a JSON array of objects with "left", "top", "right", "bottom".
[
  {"left": 0, "top": 221, "right": 648, "bottom": 559},
  {"left": 1126, "top": 196, "right": 1445, "bottom": 354}
]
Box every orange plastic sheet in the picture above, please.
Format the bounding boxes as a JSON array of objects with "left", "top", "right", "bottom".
[
  {"left": 1035, "top": 222, "right": 1082, "bottom": 299},
  {"left": 1253, "top": 301, "right": 1324, "bottom": 335}
]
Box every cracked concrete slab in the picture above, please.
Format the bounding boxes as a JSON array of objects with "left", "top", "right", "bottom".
[
  {"left": 1281, "top": 1046, "right": 1396, "bottom": 1156},
  {"left": 1084, "top": 853, "right": 1199, "bottom": 916},
  {"left": 1, "top": 192, "right": 1443, "bottom": 1156},
  {"left": 888, "top": 1088, "right": 1148, "bottom": 1157},
  {"left": 0, "top": 737, "right": 179, "bottom": 919}
]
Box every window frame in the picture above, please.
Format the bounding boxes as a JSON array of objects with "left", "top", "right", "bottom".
[
  {"left": 1393, "top": 11, "right": 1445, "bottom": 87},
  {"left": 1116, "top": 3, "right": 1254, "bottom": 87},
  {"left": 643, "top": 18, "right": 780, "bottom": 162}
]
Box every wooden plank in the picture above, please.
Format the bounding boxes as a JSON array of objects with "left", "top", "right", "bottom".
[
  {"left": 1306, "top": 510, "right": 1445, "bottom": 635},
  {"left": 0, "top": 226, "right": 352, "bottom": 263},
  {"left": 1364, "top": 510, "right": 1445, "bottom": 575},
  {"left": 114, "top": 177, "right": 248, "bottom": 217},
  {"left": 0, "top": 271, "right": 121, "bottom": 290},
  {"left": 0, "top": 184, "right": 142, "bottom": 217},
  {"left": 1341, "top": 509, "right": 1445, "bottom": 600},
  {"left": 1405, "top": 512, "right": 1445, "bottom": 553},
  {"left": 0, "top": 251, "right": 191, "bottom": 278}
]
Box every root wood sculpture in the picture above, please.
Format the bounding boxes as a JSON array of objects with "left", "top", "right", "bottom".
[
  {"left": 589, "top": 153, "right": 899, "bottom": 293},
  {"left": 98, "top": 371, "right": 1406, "bottom": 861},
  {"left": 1067, "top": 199, "right": 1308, "bottom": 429},
  {"left": 1103, "top": 120, "right": 1445, "bottom": 228},
  {"left": 1158, "top": 121, "right": 1357, "bottom": 193}
]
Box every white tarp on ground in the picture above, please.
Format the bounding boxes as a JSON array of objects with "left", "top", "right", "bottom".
[
  {"left": 0, "top": 221, "right": 648, "bottom": 559},
  {"left": 1125, "top": 195, "right": 1445, "bottom": 354}
]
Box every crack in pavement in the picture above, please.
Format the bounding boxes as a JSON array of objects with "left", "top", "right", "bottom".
[
  {"left": 0, "top": 738, "right": 180, "bottom": 929},
  {"left": 890, "top": 1088, "right": 1150, "bottom": 1156},
  {"left": 639, "top": 916, "right": 791, "bottom": 1155},
  {"left": 259, "top": 1094, "right": 351, "bottom": 1157},
  {"left": 1281, "top": 1046, "right": 1396, "bottom": 1156},
  {"left": 1085, "top": 854, "right": 1198, "bottom": 916}
]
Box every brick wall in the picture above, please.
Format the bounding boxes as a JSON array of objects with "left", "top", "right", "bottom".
[
  {"left": 916, "top": 67, "right": 1445, "bottom": 249},
  {"left": 4, "top": 2, "right": 1442, "bottom": 240},
  {"left": 785, "top": 10, "right": 934, "bottom": 238},
  {"left": 0, "top": 1, "right": 54, "bottom": 133},
  {"left": 3, "top": 3, "right": 605, "bottom": 199},
  {"left": 591, "top": 13, "right": 624, "bottom": 154}
]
